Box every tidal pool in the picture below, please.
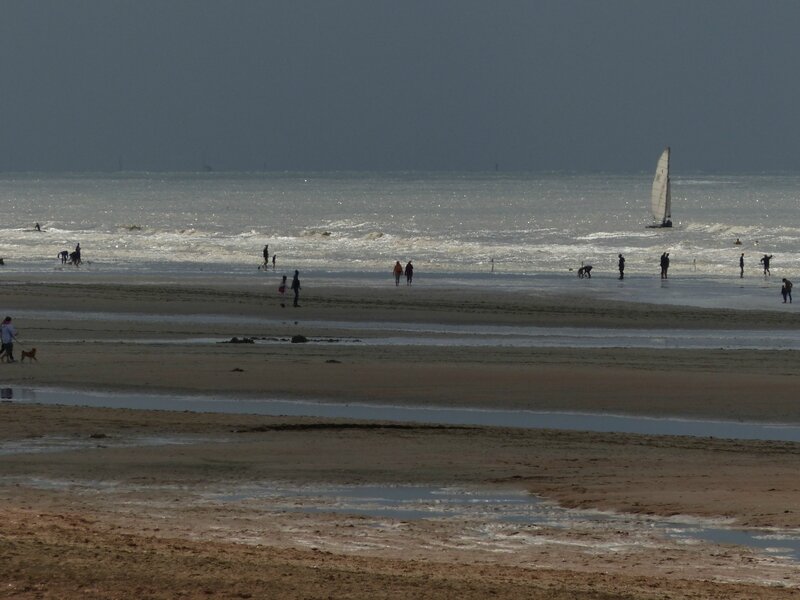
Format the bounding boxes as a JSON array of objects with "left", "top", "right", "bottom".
[{"left": 206, "top": 482, "right": 800, "bottom": 563}]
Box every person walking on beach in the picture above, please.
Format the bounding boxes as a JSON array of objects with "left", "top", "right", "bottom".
[
  {"left": 272, "top": 254, "right": 276, "bottom": 270},
  {"left": 618, "top": 253, "right": 625, "bottom": 280},
  {"left": 291, "top": 270, "right": 301, "bottom": 307},
  {"left": 404, "top": 261, "right": 414, "bottom": 285},
  {"left": 262, "top": 245, "right": 269, "bottom": 267},
  {"left": 1, "top": 316, "right": 18, "bottom": 363},
  {"left": 739, "top": 253, "right": 745, "bottom": 278},
  {"left": 278, "top": 275, "right": 287, "bottom": 308},
  {"left": 393, "top": 261, "right": 403, "bottom": 286},
  {"left": 660, "top": 252, "right": 670, "bottom": 279},
  {"left": 761, "top": 254, "right": 773, "bottom": 276},
  {"left": 782, "top": 278, "right": 793, "bottom": 303}
]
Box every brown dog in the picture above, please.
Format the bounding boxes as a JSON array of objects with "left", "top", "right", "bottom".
[{"left": 20, "top": 348, "right": 37, "bottom": 363}]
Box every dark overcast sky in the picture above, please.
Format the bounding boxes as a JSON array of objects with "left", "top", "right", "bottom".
[{"left": 1, "top": 1, "right": 799, "bottom": 172}]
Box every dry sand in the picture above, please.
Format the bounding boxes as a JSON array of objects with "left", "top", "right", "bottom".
[{"left": 1, "top": 278, "right": 800, "bottom": 598}]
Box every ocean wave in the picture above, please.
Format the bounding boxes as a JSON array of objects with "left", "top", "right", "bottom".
[
  {"left": 3, "top": 172, "right": 800, "bottom": 276},
  {"left": 575, "top": 231, "right": 653, "bottom": 241}
]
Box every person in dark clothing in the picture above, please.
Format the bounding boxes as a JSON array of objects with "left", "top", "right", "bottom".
[
  {"left": 393, "top": 261, "right": 403, "bottom": 286},
  {"left": 262, "top": 245, "right": 269, "bottom": 266},
  {"left": 618, "top": 254, "right": 625, "bottom": 280},
  {"left": 660, "top": 252, "right": 670, "bottom": 279},
  {"left": 404, "top": 261, "right": 414, "bottom": 285},
  {"left": 739, "top": 253, "right": 744, "bottom": 278},
  {"left": 0, "top": 316, "right": 18, "bottom": 363},
  {"left": 291, "top": 270, "right": 301, "bottom": 307},
  {"left": 782, "top": 278, "right": 792, "bottom": 303},
  {"left": 761, "top": 254, "right": 773, "bottom": 276}
]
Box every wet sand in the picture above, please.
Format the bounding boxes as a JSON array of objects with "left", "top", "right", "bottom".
[{"left": 1, "top": 279, "right": 800, "bottom": 598}]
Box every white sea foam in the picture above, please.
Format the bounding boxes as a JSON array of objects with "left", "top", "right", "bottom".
[{"left": 1, "top": 172, "right": 800, "bottom": 284}]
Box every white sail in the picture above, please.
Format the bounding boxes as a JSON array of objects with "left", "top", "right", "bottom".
[{"left": 650, "top": 147, "right": 671, "bottom": 225}]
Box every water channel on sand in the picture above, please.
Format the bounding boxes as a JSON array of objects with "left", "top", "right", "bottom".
[{"left": 5, "top": 386, "right": 800, "bottom": 442}]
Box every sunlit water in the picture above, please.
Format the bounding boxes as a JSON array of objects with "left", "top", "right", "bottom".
[{"left": 1, "top": 171, "right": 799, "bottom": 279}]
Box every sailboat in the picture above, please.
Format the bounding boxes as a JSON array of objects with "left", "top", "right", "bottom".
[{"left": 647, "top": 147, "right": 672, "bottom": 228}]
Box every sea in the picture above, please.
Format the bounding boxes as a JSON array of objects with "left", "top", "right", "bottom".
[{"left": 0, "top": 171, "right": 799, "bottom": 309}]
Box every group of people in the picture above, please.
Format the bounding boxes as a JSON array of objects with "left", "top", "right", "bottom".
[
  {"left": 259, "top": 244, "right": 300, "bottom": 307},
  {"left": 584, "top": 250, "right": 793, "bottom": 305},
  {"left": 577, "top": 253, "right": 631, "bottom": 280},
  {"left": 393, "top": 260, "right": 414, "bottom": 286},
  {"left": 277, "top": 271, "right": 301, "bottom": 307},
  {"left": 58, "top": 243, "right": 81, "bottom": 266},
  {"left": 262, "top": 245, "right": 276, "bottom": 270}
]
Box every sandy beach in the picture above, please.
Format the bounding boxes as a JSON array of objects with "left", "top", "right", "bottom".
[{"left": 1, "top": 277, "right": 800, "bottom": 598}]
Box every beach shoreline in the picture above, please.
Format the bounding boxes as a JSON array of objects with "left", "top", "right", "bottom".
[{"left": 1, "top": 277, "right": 800, "bottom": 597}]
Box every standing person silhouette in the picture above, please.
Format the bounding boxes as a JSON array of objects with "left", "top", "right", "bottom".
[
  {"left": 291, "top": 270, "right": 301, "bottom": 307},
  {"left": 660, "top": 252, "right": 670, "bottom": 279},
  {"left": 739, "top": 253, "right": 744, "bottom": 278},
  {"left": 262, "top": 245, "right": 269, "bottom": 267},
  {"left": 618, "top": 253, "right": 625, "bottom": 280},
  {"left": 1, "top": 316, "right": 18, "bottom": 363},
  {"left": 761, "top": 254, "right": 773, "bottom": 276},
  {"left": 393, "top": 261, "right": 403, "bottom": 286},
  {"left": 404, "top": 261, "right": 414, "bottom": 285},
  {"left": 782, "top": 278, "right": 793, "bottom": 303}
]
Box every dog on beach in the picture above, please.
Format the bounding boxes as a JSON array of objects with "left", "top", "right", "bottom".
[
  {"left": 20, "top": 348, "right": 37, "bottom": 363},
  {"left": 577, "top": 265, "right": 593, "bottom": 278}
]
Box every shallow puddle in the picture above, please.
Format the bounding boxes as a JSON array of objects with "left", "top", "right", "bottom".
[
  {"left": 208, "top": 483, "right": 800, "bottom": 563},
  {"left": 9, "top": 308, "right": 800, "bottom": 350}
]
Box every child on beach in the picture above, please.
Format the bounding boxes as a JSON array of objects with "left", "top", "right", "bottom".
[{"left": 278, "top": 275, "right": 287, "bottom": 308}]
